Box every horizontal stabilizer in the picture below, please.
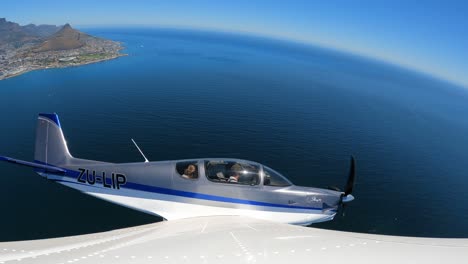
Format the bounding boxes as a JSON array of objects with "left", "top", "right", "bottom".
[{"left": 0, "top": 156, "right": 66, "bottom": 173}]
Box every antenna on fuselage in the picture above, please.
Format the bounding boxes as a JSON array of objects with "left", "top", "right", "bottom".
[{"left": 131, "top": 138, "right": 149, "bottom": 163}]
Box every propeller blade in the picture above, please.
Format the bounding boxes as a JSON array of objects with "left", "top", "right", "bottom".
[{"left": 344, "top": 156, "right": 356, "bottom": 196}]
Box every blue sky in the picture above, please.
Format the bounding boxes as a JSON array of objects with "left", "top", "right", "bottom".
[{"left": 3, "top": 0, "right": 468, "bottom": 87}]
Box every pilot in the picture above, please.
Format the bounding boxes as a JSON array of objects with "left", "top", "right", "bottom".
[
  {"left": 182, "top": 164, "right": 197, "bottom": 179},
  {"left": 229, "top": 163, "right": 242, "bottom": 183},
  {"left": 228, "top": 173, "right": 240, "bottom": 183}
]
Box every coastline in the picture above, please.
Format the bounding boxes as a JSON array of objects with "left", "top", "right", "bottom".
[
  {"left": 0, "top": 21, "right": 127, "bottom": 82},
  {"left": 0, "top": 53, "right": 128, "bottom": 81}
]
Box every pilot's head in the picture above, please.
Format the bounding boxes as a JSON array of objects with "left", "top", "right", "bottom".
[{"left": 185, "top": 165, "right": 196, "bottom": 176}]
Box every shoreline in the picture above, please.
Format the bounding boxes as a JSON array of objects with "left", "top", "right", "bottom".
[{"left": 0, "top": 53, "right": 128, "bottom": 81}]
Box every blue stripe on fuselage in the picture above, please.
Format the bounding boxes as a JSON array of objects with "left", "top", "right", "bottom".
[{"left": 35, "top": 161, "right": 324, "bottom": 211}]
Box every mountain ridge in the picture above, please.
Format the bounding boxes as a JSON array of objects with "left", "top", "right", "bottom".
[
  {"left": 0, "top": 18, "right": 61, "bottom": 45},
  {"left": 0, "top": 18, "right": 125, "bottom": 80}
]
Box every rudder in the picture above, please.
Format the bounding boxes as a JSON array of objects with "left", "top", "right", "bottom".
[{"left": 34, "top": 113, "right": 72, "bottom": 165}]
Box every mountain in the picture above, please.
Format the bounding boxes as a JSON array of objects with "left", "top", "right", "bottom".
[
  {"left": 0, "top": 18, "right": 91, "bottom": 52},
  {"left": 0, "top": 18, "right": 60, "bottom": 46},
  {"left": 35, "top": 24, "right": 86, "bottom": 52},
  {"left": 0, "top": 18, "right": 35, "bottom": 45},
  {"left": 1, "top": 18, "right": 124, "bottom": 81},
  {"left": 22, "top": 23, "right": 60, "bottom": 38}
]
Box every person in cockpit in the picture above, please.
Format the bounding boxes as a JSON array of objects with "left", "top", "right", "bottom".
[
  {"left": 228, "top": 163, "right": 242, "bottom": 183},
  {"left": 228, "top": 172, "right": 240, "bottom": 183},
  {"left": 182, "top": 164, "right": 198, "bottom": 179}
]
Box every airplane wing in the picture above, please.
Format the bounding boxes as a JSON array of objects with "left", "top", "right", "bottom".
[{"left": 1, "top": 216, "right": 467, "bottom": 264}]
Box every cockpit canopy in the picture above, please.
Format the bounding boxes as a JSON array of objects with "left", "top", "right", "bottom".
[
  {"left": 205, "top": 160, "right": 260, "bottom": 185},
  {"left": 174, "top": 159, "right": 293, "bottom": 187},
  {"left": 203, "top": 159, "right": 292, "bottom": 187}
]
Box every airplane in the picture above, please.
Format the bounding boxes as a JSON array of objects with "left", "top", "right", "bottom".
[
  {"left": 0, "top": 113, "right": 357, "bottom": 226},
  {"left": 1, "top": 113, "right": 467, "bottom": 264}
]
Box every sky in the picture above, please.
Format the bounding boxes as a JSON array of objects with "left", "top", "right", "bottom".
[{"left": 3, "top": 0, "right": 468, "bottom": 88}]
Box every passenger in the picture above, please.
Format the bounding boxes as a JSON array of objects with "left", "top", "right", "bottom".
[{"left": 182, "top": 164, "right": 197, "bottom": 179}]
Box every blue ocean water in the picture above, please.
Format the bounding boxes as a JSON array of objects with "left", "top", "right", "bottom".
[{"left": 1, "top": 28, "right": 468, "bottom": 241}]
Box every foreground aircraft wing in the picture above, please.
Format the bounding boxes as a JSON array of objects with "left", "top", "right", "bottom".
[{"left": 1, "top": 216, "right": 467, "bottom": 264}]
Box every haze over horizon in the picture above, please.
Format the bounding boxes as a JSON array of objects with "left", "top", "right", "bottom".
[{"left": 3, "top": 0, "right": 468, "bottom": 88}]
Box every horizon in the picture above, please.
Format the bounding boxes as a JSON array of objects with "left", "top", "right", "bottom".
[
  {"left": 2, "top": 1, "right": 468, "bottom": 89},
  {"left": 76, "top": 24, "right": 466, "bottom": 90}
]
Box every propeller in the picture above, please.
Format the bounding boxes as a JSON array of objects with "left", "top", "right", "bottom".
[
  {"left": 327, "top": 156, "right": 357, "bottom": 216},
  {"left": 343, "top": 155, "right": 356, "bottom": 200},
  {"left": 341, "top": 156, "right": 356, "bottom": 216}
]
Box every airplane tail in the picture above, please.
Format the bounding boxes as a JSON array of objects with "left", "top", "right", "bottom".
[
  {"left": 0, "top": 113, "right": 73, "bottom": 173},
  {"left": 34, "top": 113, "right": 73, "bottom": 166}
]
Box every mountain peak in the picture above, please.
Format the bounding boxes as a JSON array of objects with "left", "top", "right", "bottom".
[
  {"left": 36, "top": 23, "right": 86, "bottom": 52},
  {"left": 57, "top": 23, "right": 74, "bottom": 33}
]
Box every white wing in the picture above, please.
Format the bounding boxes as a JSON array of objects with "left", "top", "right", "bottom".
[{"left": 1, "top": 216, "right": 467, "bottom": 263}]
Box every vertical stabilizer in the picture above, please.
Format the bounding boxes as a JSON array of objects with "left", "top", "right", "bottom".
[{"left": 34, "top": 113, "right": 72, "bottom": 165}]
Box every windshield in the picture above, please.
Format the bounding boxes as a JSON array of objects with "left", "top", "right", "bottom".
[{"left": 263, "top": 166, "right": 292, "bottom": 187}]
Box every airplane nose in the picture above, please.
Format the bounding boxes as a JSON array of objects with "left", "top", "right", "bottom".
[{"left": 322, "top": 201, "right": 339, "bottom": 213}]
